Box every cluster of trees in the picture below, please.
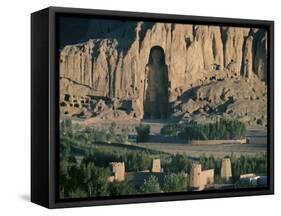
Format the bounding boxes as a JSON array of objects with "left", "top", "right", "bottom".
[
  {"left": 140, "top": 176, "right": 161, "bottom": 193},
  {"left": 198, "top": 153, "right": 267, "bottom": 182},
  {"left": 233, "top": 153, "right": 267, "bottom": 188},
  {"left": 60, "top": 138, "right": 125, "bottom": 198},
  {"left": 60, "top": 119, "right": 75, "bottom": 138},
  {"left": 231, "top": 153, "right": 267, "bottom": 182},
  {"left": 163, "top": 173, "right": 187, "bottom": 192},
  {"left": 59, "top": 124, "right": 189, "bottom": 198},
  {"left": 61, "top": 120, "right": 129, "bottom": 144},
  {"left": 139, "top": 173, "right": 188, "bottom": 194},
  {"left": 59, "top": 143, "right": 188, "bottom": 198},
  {"left": 84, "top": 149, "right": 153, "bottom": 172},
  {"left": 161, "top": 118, "right": 246, "bottom": 141},
  {"left": 60, "top": 165, "right": 188, "bottom": 199},
  {"left": 60, "top": 119, "right": 266, "bottom": 198},
  {"left": 60, "top": 135, "right": 155, "bottom": 172},
  {"left": 136, "top": 124, "right": 150, "bottom": 142},
  {"left": 199, "top": 154, "right": 221, "bottom": 175},
  {"left": 106, "top": 122, "right": 129, "bottom": 144},
  {"left": 61, "top": 119, "right": 152, "bottom": 145},
  {"left": 160, "top": 123, "right": 186, "bottom": 136},
  {"left": 60, "top": 138, "right": 267, "bottom": 198},
  {"left": 165, "top": 154, "right": 192, "bottom": 174}
]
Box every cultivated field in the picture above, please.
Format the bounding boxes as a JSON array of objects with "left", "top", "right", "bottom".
[{"left": 74, "top": 118, "right": 267, "bottom": 158}]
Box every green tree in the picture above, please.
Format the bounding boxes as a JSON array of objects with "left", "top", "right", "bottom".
[
  {"left": 163, "top": 173, "right": 187, "bottom": 192},
  {"left": 167, "top": 154, "right": 191, "bottom": 173},
  {"left": 108, "top": 181, "right": 135, "bottom": 196},
  {"left": 91, "top": 167, "right": 110, "bottom": 196},
  {"left": 61, "top": 119, "right": 73, "bottom": 137},
  {"left": 136, "top": 124, "right": 150, "bottom": 142},
  {"left": 91, "top": 127, "right": 107, "bottom": 143},
  {"left": 59, "top": 139, "right": 72, "bottom": 197},
  {"left": 160, "top": 123, "right": 186, "bottom": 136},
  {"left": 117, "top": 128, "right": 129, "bottom": 143},
  {"left": 199, "top": 154, "right": 216, "bottom": 170},
  {"left": 80, "top": 162, "right": 110, "bottom": 197},
  {"left": 80, "top": 162, "right": 95, "bottom": 197},
  {"left": 106, "top": 122, "right": 117, "bottom": 142},
  {"left": 140, "top": 175, "right": 161, "bottom": 193},
  {"left": 178, "top": 118, "right": 246, "bottom": 141}
]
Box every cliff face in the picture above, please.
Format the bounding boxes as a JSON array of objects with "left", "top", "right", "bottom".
[{"left": 59, "top": 22, "right": 268, "bottom": 126}]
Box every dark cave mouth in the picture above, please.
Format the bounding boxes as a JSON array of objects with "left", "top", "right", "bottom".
[{"left": 143, "top": 46, "right": 169, "bottom": 119}]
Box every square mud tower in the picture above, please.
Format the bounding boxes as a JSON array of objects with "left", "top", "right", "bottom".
[
  {"left": 189, "top": 163, "right": 202, "bottom": 188},
  {"left": 152, "top": 159, "right": 162, "bottom": 173},
  {"left": 189, "top": 163, "right": 214, "bottom": 190},
  {"left": 221, "top": 158, "right": 232, "bottom": 180},
  {"left": 110, "top": 162, "right": 125, "bottom": 182}
]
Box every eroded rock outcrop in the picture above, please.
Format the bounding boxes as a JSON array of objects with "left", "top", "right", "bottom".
[
  {"left": 172, "top": 76, "right": 267, "bottom": 127},
  {"left": 59, "top": 22, "right": 268, "bottom": 126}
]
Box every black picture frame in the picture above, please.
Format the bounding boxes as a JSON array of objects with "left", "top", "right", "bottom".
[{"left": 31, "top": 6, "right": 274, "bottom": 209}]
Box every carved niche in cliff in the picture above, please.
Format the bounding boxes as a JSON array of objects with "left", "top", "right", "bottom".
[{"left": 144, "top": 46, "right": 169, "bottom": 119}]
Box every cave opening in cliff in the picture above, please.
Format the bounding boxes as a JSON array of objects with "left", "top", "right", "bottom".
[{"left": 144, "top": 46, "right": 169, "bottom": 119}]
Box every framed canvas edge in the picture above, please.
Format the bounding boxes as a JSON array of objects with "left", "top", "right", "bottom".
[{"left": 44, "top": 6, "right": 274, "bottom": 209}]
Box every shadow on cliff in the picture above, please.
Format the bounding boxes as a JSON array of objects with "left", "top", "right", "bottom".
[{"left": 59, "top": 16, "right": 155, "bottom": 56}]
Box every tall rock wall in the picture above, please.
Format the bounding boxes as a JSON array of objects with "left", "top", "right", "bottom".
[{"left": 59, "top": 22, "right": 268, "bottom": 120}]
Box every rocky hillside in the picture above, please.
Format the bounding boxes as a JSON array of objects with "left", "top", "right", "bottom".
[
  {"left": 59, "top": 21, "right": 268, "bottom": 127},
  {"left": 172, "top": 76, "right": 267, "bottom": 127}
]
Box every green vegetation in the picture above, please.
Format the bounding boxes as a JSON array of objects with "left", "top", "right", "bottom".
[
  {"left": 163, "top": 173, "right": 187, "bottom": 192},
  {"left": 87, "top": 149, "right": 153, "bottom": 172},
  {"left": 199, "top": 154, "right": 218, "bottom": 174},
  {"left": 161, "top": 118, "right": 246, "bottom": 141},
  {"left": 108, "top": 180, "right": 136, "bottom": 196},
  {"left": 61, "top": 120, "right": 130, "bottom": 145},
  {"left": 60, "top": 119, "right": 74, "bottom": 137},
  {"left": 59, "top": 119, "right": 267, "bottom": 198},
  {"left": 80, "top": 162, "right": 110, "bottom": 197},
  {"left": 231, "top": 153, "right": 267, "bottom": 182},
  {"left": 198, "top": 153, "right": 267, "bottom": 185},
  {"left": 118, "top": 128, "right": 129, "bottom": 143},
  {"left": 166, "top": 154, "right": 192, "bottom": 173},
  {"left": 136, "top": 124, "right": 150, "bottom": 142},
  {"left": 160, "top": 123, "right": 186, "bottom": 136},
  {"left": 140, "top": 175, "right": 161, "bottom": 193},
  {"left": 59, "top": 120, "right": 165, "bottom": 198},
  {"left": 61, "top": 140, "right": 157, "bottom": 172}
]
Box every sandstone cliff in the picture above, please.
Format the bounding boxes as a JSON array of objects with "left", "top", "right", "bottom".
[{"left": 59, "top": 22, "right": 268, "bottom": 127}]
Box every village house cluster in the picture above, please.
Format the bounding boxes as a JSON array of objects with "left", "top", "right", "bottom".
[{"left": 107, "top": 158, "right": 267, "bottom": 190}]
